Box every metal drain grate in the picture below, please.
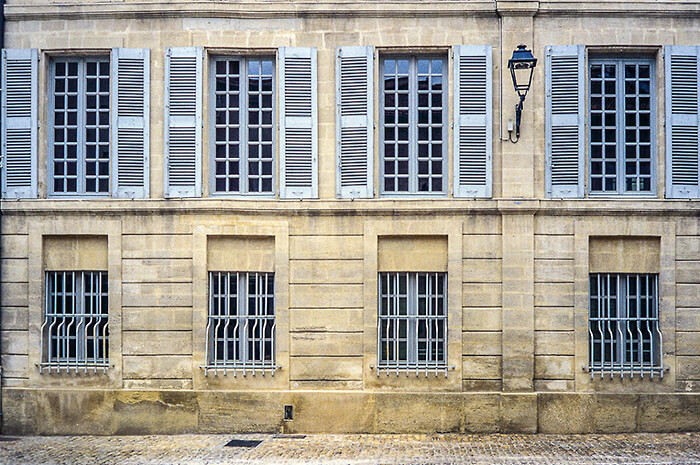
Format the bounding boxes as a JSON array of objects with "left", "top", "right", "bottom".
[
  {"left": 273, "top": 434, "right": 307, "bottom": 439},
  {"left": 224, "top": 439, "right": 263, "bottom": 448}
]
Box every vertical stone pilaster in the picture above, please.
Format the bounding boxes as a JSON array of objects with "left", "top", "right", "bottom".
[
  {"left": 497, "top": 2, "right": 537, "bottom": 198},
  {"left": 500, "top": 202, "right": 536, "bottom": 392}
]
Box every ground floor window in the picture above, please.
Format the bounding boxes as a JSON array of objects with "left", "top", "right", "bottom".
[
  {"left": 206, "top": 271, "right": 275, "bottom": 375},
  {"left": 589, "top": 273, "right": 662, "bottom": 378},
  {"left": 41, "top": 271, "right": 109, "bottom": 373},
  {"left": 378, "top": 272, "right": 447, "bottom": 374}
]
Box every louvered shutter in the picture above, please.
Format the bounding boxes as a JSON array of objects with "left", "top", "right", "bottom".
[
  {"left": 280, "top": 47, "right": 317, "bottom": 199},
  {"left": 1, "top": 49, "right": 38, "bottom": 199},
  {"left": 545, "top": 45, "right": 584, "bottom": 198},
  {"left": 111, "top": 48, "right": 150, "bottom": 198},
  {"left": 665, "top": 45, "right": 700, "bottom": 198},
  {"left": 164, "top": 47, "right": 202, "bottom": 198},
  {"left": 453, "top": 45, "right": 492, "bottom": 198},
  {"left": 336, "top": 46, "right": 373, "bottom": 199}
]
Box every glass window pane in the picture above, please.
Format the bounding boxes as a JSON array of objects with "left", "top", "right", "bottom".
[{"left": 589, "top": 58, "right": 654, "bottom": 195}]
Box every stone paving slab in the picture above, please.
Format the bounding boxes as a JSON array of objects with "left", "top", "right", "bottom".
[{"left": 0, "top": 433, "right": 698, "bottom": 465}]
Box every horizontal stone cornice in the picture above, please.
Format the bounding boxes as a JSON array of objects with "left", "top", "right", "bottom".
[
  {"left": 1, "top": 198, "right": 699, "bottom": 217},
  {"left": 4, "top": 1, "right": 700, "bottom": 21},
  {"left": 4, "top": 1, "right": 498, "bottom": 21},
  {"left": 537, "top": 1, "right": 700, "bottom": 17}
]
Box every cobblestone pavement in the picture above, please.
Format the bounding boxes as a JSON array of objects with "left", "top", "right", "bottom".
[{"left": 0, "top": 432, "right": 698, "bottom": 465}]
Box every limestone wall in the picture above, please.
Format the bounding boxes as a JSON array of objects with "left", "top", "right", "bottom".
[{"left": 0, "top": 0, "right": 699, "bottom": 433}]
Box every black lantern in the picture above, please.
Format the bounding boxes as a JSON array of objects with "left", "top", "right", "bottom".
[{"left": 507, "top": 44, "right": 537, "bottom": 143}]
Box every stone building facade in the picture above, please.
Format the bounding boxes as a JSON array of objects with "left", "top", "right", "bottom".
[{"left": 0, "top": 0, "right": 699, "bottom": 434}]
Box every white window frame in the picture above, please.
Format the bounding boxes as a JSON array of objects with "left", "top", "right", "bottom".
[
  {"left": 205, "top": 271, "right": 276, "bottom": 376},
  {"left": 40, "top": 270, "right": 109, "bottom": 374},
  {"left": 587, "top": 55, "right": 657, "bottom": 197},
  {"left": 379, "top": 54, "right": 448, "bottom": 197},
  {"left": 48, "top": 56, "right": 111, "bottom": 197},
  {"left": 208, "top": 55, "right": 276, "bottom": 197},
  {"left": 377, "top": 272, "right": 448, "bottom": 375},
  {"left": 588, "top": 272, "right": 663, "bottom": 379}
]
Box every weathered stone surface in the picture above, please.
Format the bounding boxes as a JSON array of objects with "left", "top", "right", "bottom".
[
  {"left": 290, "top": 332, "right": 363, "bottom": 356},
  {"left": 289, "top": 284, "right": 363, "bottom": 308},
  {"left": 638, "top": 394, "right": 700, "bottom": 432},
  {"left": 123, "top": 331, "right": 193, "bottom": 356},
  {"left": 538, "top": 393, "right": 595, "bottom": 434},
  {"left": 1, "top": 0, "right": 699, "bottom": 436},
  {"left": 290, "top": 259, "right": 363, "bottom": 284},
  {"left": 290, "top": 356, "right": 363, "bottom": 381},
  {"left": 289, "top": 235, "right": 363, "bottom": 259},
  {"left": 290, "top": 308, "right": 363, "bottom": 332}
]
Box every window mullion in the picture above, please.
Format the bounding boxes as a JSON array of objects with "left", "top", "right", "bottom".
[
  {"left": 616, "top": 59, "right": 625, "bottom": 195},
  {"left": 241, "top": 58, "right": 249, "bottom": 194},
  {"left": 78, "top": 60, "right": 86, "bottom": 195},
  {"left": 409, "top": 57, "right": 417, "bottom": 194}
]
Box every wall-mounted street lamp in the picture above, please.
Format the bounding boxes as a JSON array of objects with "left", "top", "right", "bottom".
[{"left": 507, "top": 44, "right": 537, "bottom": 143}]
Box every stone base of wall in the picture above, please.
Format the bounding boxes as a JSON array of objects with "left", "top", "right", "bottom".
[{"left": 3, "top": 389, "right": 700, "bottom": 435}]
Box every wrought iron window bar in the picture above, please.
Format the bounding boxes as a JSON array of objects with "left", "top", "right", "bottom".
[
  {"left": 39, "top": 271, "right": 109, "bottom": 375},
  {"left": 588, "top": 273, "right": 663, "bottom": 380},
  {"left": 204, "top": 271, "right": 276, "bottom": 377},
  {"left": 377, "top": 272, "right": 448, "bottom": 376}
]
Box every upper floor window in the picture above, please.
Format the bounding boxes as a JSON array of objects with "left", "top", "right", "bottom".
[
  {"left": 380, "top": 55, "right": 447, "bottom": 195},
  {"left": 210, "top": 56, "right": 275, "bottom": 195},
  {"left": 49, "top": 57, "right": 110, "bottom": 195},
  {"left": 544, "top": 46, "right": 683, "bottom": 199},
  {"left": 589, "top": 58, "right": 655, "bottom": 195}
]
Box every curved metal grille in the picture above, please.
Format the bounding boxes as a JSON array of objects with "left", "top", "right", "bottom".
[
  {"left": 378, "top": 272, "right": 447, "bottom": 376},
  {"left": 588, "top": 273, "right": 663, "bottom": 379},
  {"left": 40, "top": 271, "right": 109, "bottom": 374},
  {"left": 205, "top": 272, "right": 276, "bottom": 376}
]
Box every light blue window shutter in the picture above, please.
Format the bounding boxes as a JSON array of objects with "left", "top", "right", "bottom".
[
  {"left": 111, "top": 48, "right": 150, "bottom": 199},
  {"left": 545, "top": 45, "right": 584, "bottom": 198},
  {"left": 280, "top": 47, "right": 318, "bottom": 199},
  {"left": 453, "top": 45, "right": 492, "bottom": 198},
  {"left": 336, "top": 46, "right": 373, "bottom": 199},
  {"left": 1, "top": 49, "right": 38, "bottom": 199},
  {"left": 164, "top": 47, "right": 202, "bottom": 198},
  {"left": 665, "top": 45, "right": 700, "bottom": 198}
]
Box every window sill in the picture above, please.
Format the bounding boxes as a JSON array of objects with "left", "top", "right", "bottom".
[
  {"left": 584, "top": 365, "right": 668, "bottom": 380},
  {"left": 379, "top": 193, "right": 449, "bottom": 199},
  {"left": 201, "top": 364, "right": 279, "bottom": 377},
  {"left": 586, "top": 193, "right": 659, "bottom": 200},
  {"left": 37, "top": 362, "right": 111, "bottom": 375},
  {"left": 209, "top": 193, "right": 277, "bottom": 199},
  {"left": 47, "top": 194, "right": 112, "bottom": 200},
  {"left": 372, "top": 364, "right": 454, "bottom": 377}
]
